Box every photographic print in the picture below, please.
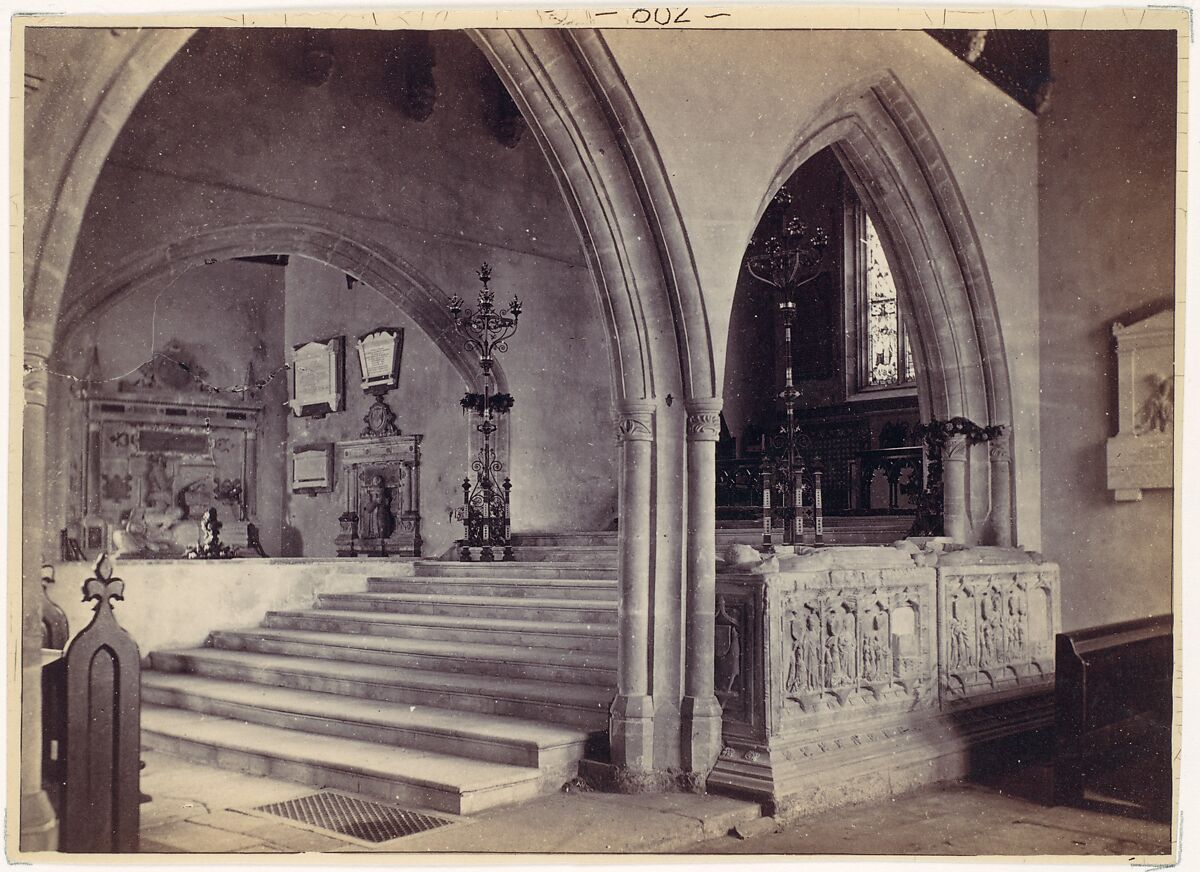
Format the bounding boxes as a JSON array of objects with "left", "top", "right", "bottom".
[{"left": 9, "top": 3, "right": 1186, "bottom": 868}]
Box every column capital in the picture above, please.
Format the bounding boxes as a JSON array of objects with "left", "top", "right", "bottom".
[
  {"left": 685, "top": 396, "right": 723, "bottom": 442},
  {"left": 614, "top": 399, "right": 655, "bottom": 443},
  {"left": 943, "top": 433, "right": 969, "bottom": 462}
]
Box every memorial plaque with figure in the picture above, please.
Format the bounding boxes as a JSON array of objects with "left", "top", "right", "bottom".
[{"left": 336, "top": 435, "right": 422, "bottom": 557}]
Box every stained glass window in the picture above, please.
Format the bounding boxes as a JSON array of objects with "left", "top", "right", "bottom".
[{"left": 862, "top": 213, "right": 914, "bottom": 387}]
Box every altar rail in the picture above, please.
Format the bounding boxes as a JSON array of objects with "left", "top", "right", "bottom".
[{"left": 709, "top": 544, "right": 1060, "bottom": 818}]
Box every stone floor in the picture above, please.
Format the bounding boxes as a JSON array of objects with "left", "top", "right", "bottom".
[{"left": 136, "top": 749, "right": 1174, "bottom": 860}]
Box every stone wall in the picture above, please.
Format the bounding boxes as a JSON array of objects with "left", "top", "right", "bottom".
[
  {"left": 282, "top": 258, "right": 467, "bottom": 558},
  {"left": 1037, "top": 30, "right": 1177, "bottom": 630}
]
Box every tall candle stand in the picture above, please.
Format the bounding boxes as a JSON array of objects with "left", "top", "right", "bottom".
[
  {"left": 449, "top": 263, "right": 521, "bottom": 562},
  {"left": 745, "top": 189, "right": 829, "bottom": 550}
]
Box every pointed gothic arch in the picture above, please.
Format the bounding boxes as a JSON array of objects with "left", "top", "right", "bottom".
[{"left": 751, "top": 72, "right": 1017, "bottom": 546}]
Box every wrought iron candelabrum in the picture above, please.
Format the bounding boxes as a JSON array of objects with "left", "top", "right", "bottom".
[
  {"left": 449, "top": 263, "right": 521, "bottom": 561},
  {"left": 745, "top": 189, "right": 829, "bottom": 550}
]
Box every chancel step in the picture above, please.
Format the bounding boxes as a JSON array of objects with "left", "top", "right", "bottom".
[
  {"left": 149, "top": 648, "right": 612, "bottom": 728},
  {"left": 142, "top": 674, "right": 595, "bottom": 770},
  {"left": 208, "top": 628, "right": 618, "bottom": 686},
  {"left": 316, "top": 591, "right": 616, "bottom": 623},
  {"left": 415, "top": 559, "right": 616, "bottom": 578},
  {"left": 263, "top": 608, "right": 618, "bottom": 652},
  {"left": 141, "top": 560, "right": 618, "bottom": 815},
  {"left": 367, "top": 574, "right": 616, "bottom": 599},
  {"left": 141, "top": 706, "right": 545, "bottom": 815}
]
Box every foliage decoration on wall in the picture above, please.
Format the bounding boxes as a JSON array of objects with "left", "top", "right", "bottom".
[
  {"left": 460, "top": 392, "right": 515, "bottom": 416},
  {"left": 909, "top": 417, "right": 1005, "bottom": 537}
]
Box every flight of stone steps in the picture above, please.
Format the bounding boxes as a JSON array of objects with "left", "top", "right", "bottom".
[{"left": 140, "top": 559, "right": 618, "bottom": 816}]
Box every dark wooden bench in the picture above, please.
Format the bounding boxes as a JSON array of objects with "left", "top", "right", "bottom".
[{"left": 1054, "top": 614, "right": 1173, "bottom": 820}]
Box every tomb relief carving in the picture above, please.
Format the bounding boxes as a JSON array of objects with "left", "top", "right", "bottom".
[
  {"left": 781, "top": 585, "right": 931, "bottom": 715},
  {"left": 714, "top": 596, "right": 743, "bottom": 699},
  {"left": 786, "top": 607, "right": 823, "bottom": 695},
  {"left": 938, "top": 568, "right": 1058, "bottom": 705},
  {"left": 861, "top": 604, "right": 892, "bottom": 684}
]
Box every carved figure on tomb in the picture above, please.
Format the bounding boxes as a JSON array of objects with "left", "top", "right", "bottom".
[
  {"left": 825, "top": 611, "right": 856, "bottom": 686},
  {"left": 862, "top": 611, "right": 891, "bottom": 683},
  {"left": 1006, "top": 588, "right": 1026, "bottom": 654},
  {"left": 948, "top": 595, "right": 975, "bottom": 669},
  {"left": 1134, "top": 374, "right": 1173, "bottom": 435},
  {"left": 979, "top": 590, "right": 1006, "bottom": 665},
  {"left": 714, "top": 597, "right": 742, "bottom": 696},
  {"left": 358, "top": 474, "right": 395, "bottom": 540},
  {"left": 787, "top": 609, "right": 823, "bottom": 694},
  {"left": 144, "top": 453, "right": 172, "bottom": 508},
  {"left": 112, "top": 503, "right": 186, "bottom": 556},
  {"left": 949, "top": 617, "right": 972, "bottom": 669}
]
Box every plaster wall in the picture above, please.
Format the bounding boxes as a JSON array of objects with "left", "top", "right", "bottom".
[
  {"left": 45, "top": 559, "right": 419, "bottom": 653},
  {"left": 56, "top": 29, "right": 617, "bottom": 549},
  {"left": 46, "top": 259, "right": 289, "bottom": 555},
  {"left": 601, "top": 29, "right": 1041, "bottom": 549},
  {"left": 1037, "top": 30, "right": 1177, "bottom": 631}
]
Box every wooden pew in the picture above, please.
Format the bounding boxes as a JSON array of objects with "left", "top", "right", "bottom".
[{"left": 1054, "top": 614, "right": 1173, "bottom": 820}]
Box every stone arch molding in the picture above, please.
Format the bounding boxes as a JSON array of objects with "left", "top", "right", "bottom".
[
  {"left": 469, "top": 28, "right": 719, "bottom": 405},
  {"left": 54, "top": 222, "right": 503, "bottom": 395},
  {"left": 756, "top": 72, "right": 1016, "bottom": 544},
  {"left": 30, "top": 27, "right": 720, "bottom": 410},
  {"left": 25, "top": 28, "right": 196, "bottom": 352},
  {"left": 757, "top": 72, "right": 1012, "bottom": 429}
]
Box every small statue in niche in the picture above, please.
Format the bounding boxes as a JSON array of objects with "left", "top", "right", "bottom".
[
  {"left": 861, "top": 612, "right": 891, "bottom": 684},
  {"left": 1135, "top": 374, "right": 1174, "bottom": 435},
  {"left": 358, "top": 474, "right": 395, "bottom": 540}
]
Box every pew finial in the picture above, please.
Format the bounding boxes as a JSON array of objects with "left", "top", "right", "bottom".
[{"left": 82, "top": 552, "right": 125, "bottom": 611}]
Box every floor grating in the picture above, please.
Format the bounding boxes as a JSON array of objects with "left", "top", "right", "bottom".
[{"left": 251, "top": 791, "right": 455, "bottom": 843}]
